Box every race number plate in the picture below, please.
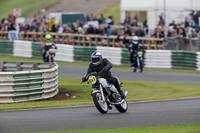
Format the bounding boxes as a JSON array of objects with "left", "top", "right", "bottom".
[
  {"left": 87, "top": 76, "right": 97, "bottom": 84},
  {"left": 138, "top": 52, "right": 143, "bottom": 56}
]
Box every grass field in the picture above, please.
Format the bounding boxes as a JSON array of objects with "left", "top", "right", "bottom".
[
  {"left": 0, "top": 77, "right": 200, "bottom": 110},
  {"left": 35, "top": 124, "right": 200, "bottom": 133},
  {"left": 0, "top": 0, "right": 60, "bottom": 19}
]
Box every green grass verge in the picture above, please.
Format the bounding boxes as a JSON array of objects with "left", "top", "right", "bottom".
[
  {"left": 1, "top": 54, "right": 200, "bottom": 74},
  {"left": 34, "top": 124, "right": 200, "bottom": 133},
  {"left": 96, "top": 2, "right": 120, "bottom": 25},
  {"left": 1, "top": 77, "right": 200, "bottom": 110},
  {"left": 0, "top": 0, "right": 60, "bottom": 19}
]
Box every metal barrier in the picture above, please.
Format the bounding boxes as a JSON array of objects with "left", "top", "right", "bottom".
[
  {"left": 166, "top": 37, "right": 200, "bottom": 51},
  {"left": 0, "top": 31, "right": 165, "bottom": 49},
  {"left": 0, "top": 62, "right": 59, "bottom": 103}
]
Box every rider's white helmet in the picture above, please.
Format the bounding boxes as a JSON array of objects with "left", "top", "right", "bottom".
[
  {"left": 132, "top": 36, "right": 139, "bottom": 44},
  {"left": 91, "top": 51, "right": 102, "bottom": 66}
]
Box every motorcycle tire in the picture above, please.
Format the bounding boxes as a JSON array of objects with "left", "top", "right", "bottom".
[
  {"left": 93, "top": 92, "right": 108, "bottom": 114},
  {"left": 51, "top": 57, "right": 54, "bottom": 62},
  {"left": 115, "top": 100, "right": 128, "bottom": 113},
  {"left": 139, "top": 59, "right": 143, "bottom": 72}
]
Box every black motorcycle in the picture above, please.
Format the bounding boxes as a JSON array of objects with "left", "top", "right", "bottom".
[
  {"left": 45, "top": 46, "right": 56, "bottom": 62},
  {"left": 132, "top": 50, "right": 144, "bottom": 73},
  {"left": 82, "top": 72, "right": 128, "bottom": 114}
]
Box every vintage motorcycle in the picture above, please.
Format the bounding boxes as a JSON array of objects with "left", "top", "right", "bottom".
[
  {"left": 45, "top": 46, "right": 56, "bottom": 62},
  {"left": 82, "top": 72, "right": 128, "bottom": 114}
]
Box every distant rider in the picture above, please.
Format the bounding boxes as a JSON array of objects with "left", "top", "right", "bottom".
[
  {"left": 82, "top": 51, "right": 126, "bottom": 99},
  {"left": 41, "top": 34, "right": 57, "bottom": 62},
  {"left": 128, "top": 36, "right": 144, "bottom": 72}
]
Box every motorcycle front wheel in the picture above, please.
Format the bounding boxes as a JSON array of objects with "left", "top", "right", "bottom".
[
  {"left": 139, "top": 59, "right": 143, "bottom": 72},
  {"left": 93, "top": 92, "right": 108, "bottom": 114},
  {"left": 115, "top": 100, "right": 128, "bottom": 113}
]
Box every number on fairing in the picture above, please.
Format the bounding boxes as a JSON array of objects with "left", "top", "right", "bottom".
[
  {"left": 87, "top": 76, "right": 97, "bottom": 84},
  {"left": 138, "top": 52, "right": 142, "bottom": 57}
]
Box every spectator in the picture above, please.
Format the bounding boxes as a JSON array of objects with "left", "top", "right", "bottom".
[
  {"left": 87, "top": 25, "right": 94, "bottom": 34},
  {"left": 51, "top": 22, "right": 57, "bottom": 32},
  {"left": 176, "top": 24, "right": 186, "bottom": 37},
  {"left": 123, "top": 26, "right": 132, "bottom": 36},
  {"left": 107, "top": 16, "right": 114, "bottom": 25},
  {"left": 18, "top": 23, "right": 25, "bottom": 32},
  {"left": 86, "top": 14, "right": 91, "bottom": 21},
  {"left": 94, "top": 27, "right": 100, "bottom": 34},
  {"left": 57, "top": 25, "right": 64, "bottom": 34},
  {"left": 130, "top": 19, "right": 138, "bottom": 27},
  {"left": 99, "top": 25, "right": 106, "bottom": 35},
  {"left": 169, "top": 20, "right": 177, "bottom": 29},
  {"left": 123, "top": 13, "right": 131, "bottom": 26},
  {"left": 135, "top": 26, "right": 144, "bottom": 37},
  {"left": 106, "top": 26, "right": 113, "bottom": 36},
  {"left": 194, "top": 11, "right": 199, "bottom": 30},
  {"left": 133, "top": 15, "right": 138, "bottom": 22},
  {"left": 167, "top": 26, "right": 173, "bottom": 37},
  {"left": 99, "top": 14, "right": 105, "bottom": 24},
  {"left": 176, "top": 28, "right": 185, "bottom": 38},
  {"left": 144, "top": 25, "right": 151, "bottom": 37},
  {"left": 158, "top": 15, "right": 164, "bottom": 26},
  {"left": 8, "top": 23, "right": 16, "bottom": 31}
]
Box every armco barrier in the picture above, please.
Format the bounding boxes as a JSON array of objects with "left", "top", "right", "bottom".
[
  {"left": 121, "top": 48, "right": 130, "bottom": 64},
  {"left": 1, "top": 39, "right": 200, "bottom": 71},
  {"left": 145, "top": 50, "right": 172, "bottom": 68},
  {"left": 172, "top": 51, "right": 197, "bottom": 70},
  {"left": 14, "top": 40, "right": 32, "bottom": 58},
  {"left": 197, "top": 52, "right": 200, "bottom": 71},
  {"left": 74, "top": 46, "right": 96, "bottom": 61},
  {"left": 96, "top": 46, "right": 122, "bottom": 65},
  {"left": 54, "top": 44, "right": 74, "bottom": 62},
  {"left": 0, "top": 40, "right": 13, "bottom": 54},
  {"left": 0, "top": 62, "right": 59, "bottom": 103},
  {"left": 32, "top": 42, "right": 43, "bottom": 57}
]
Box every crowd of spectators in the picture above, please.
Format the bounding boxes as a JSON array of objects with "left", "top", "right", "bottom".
[
  {"left": 167, "top": 11, "right": 200, "bottom": 39},
  {"left": 1, "top": 11, "right": 200, "bottom": 40},
  {"left": 0, "top": 15, "right": 16, "bottom": 31}
]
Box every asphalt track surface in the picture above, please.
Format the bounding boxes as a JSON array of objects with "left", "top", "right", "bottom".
[
  {"left": 59, "top": 66, "right": 200, "bottom": 84},
  {"left": 0, "top": 66, "right": 200, "bottom": 133}
]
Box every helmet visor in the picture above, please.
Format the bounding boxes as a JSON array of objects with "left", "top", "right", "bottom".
[
  {"left": 92, "top": 58, "right": 100, "bottom": 63},
  {"left": 46, "top": 38, "right": 51, "bottom": 42}
]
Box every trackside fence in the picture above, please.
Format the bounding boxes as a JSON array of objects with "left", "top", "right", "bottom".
[{"left": 0, "top": 40, "right": 200, "bottom": 71}]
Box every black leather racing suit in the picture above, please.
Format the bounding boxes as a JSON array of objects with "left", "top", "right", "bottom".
[
  {"left": 128, "top": 42, "right": 144, "bottom": 67},
  {"left": 86, "top": 58, "right": 122, "bottom": 94}
]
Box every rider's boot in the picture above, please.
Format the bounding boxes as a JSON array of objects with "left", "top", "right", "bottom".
[
  {"left": 133, "top": 68, "right": 137, "bottom": 73},
  {"left": 108, "top": 104, "right": 112, "bottom": 110},
  {"left": 119, "top": 90, "right": 126, "bottom": 99}
]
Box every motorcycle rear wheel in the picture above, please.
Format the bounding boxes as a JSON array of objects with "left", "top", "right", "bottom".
[
  {"left": 115, "top": 100, "right": 128, "bottom": 113},
  {"left": 93, "top": 92, "right": 108, "bottom": 114}
]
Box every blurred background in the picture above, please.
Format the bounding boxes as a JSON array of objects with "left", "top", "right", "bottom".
[{"left": 1, "top": 0, "right": 200, "bottom": 51}]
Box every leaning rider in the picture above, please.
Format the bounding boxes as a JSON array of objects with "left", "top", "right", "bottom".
[
  {"left": 82, "top": 51, "right": 126, "bottom": 99},
  {"left": 41, "top": 34, "right": 57, "bottom": 62},
  {"left": 128, "top": 36, "right": 144, "bottom": 72}
]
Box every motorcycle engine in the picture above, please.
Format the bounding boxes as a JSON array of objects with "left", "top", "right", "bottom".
[{"left": 110, "top": 93, "right": 121, "bottom": 102}]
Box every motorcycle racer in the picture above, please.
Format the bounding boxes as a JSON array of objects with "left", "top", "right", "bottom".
[
  {"left": 41, "top": 34, "right": 57, "bottom": 62},
  {"left": 82, "top": 51, "right": 126, "bottom": 99},
  {"left": 128, "top": 36, "right": 144, "bottom": 72}
]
